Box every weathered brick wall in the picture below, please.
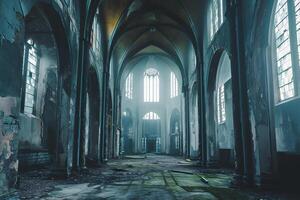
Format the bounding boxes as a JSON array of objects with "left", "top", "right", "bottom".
[{"left": 18, "top": 151, "right": 50, "bottom": 170}]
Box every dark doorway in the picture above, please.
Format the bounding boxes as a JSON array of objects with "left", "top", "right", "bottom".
[
  {"left": 147, "top": 138, "right": 157, "bottom": 153},
  {"left": 142, "top": 112, "right": 161, "bottom": 153}
]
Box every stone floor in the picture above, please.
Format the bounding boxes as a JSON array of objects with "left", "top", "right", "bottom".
[{"left": 5, "top": 155, "right": 300, "bottom": 199}]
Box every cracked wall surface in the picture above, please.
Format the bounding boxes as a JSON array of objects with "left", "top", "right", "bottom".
[
  {"left": 0, "top": 97, "right": 20, "bottom": 193},
  {"left": 0, "top": 0, "right": 81, "bottom": 192},
  {"left": 0, "top": 0, "right": 23, "bottom": 193}
]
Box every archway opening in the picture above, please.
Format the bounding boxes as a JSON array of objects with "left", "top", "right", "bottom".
[
  {"left": 208, "top": 51, "right": 235, "bottom": 168},
  {"left": 142, "top": 112, "right": 161, "bottom": 153},
  {"left": 119, "top": 55, "right": 184, "bottom": 156},
  {"left": 18, "top": 4, "right": 71, "bottom": 170}
]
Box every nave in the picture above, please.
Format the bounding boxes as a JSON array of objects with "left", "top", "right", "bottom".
[{"left": 16, "top": 155, "right": 297, "bottom": 200}]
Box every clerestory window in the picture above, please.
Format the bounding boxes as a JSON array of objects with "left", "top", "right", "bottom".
[
  {"left": 91, "top": 9, "right": 101, "bottom": 52},
  {"left": 208, "top": 0, "right": 224, "bottom": 42}
]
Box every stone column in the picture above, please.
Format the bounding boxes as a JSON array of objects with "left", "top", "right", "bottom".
[
  {"left": 183, "top": 84, "right": 191, "bottom": 158},
  {"left": 73, "top": 25, "right": 90, "bottom": 171},
  {"left": 227, "top": 0, "right": 254, "bottom": 185},
  {"left": 197, "top": 59, "right": 208, "bottom": 167}
]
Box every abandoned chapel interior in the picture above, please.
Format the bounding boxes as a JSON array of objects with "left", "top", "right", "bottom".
[{"left": 1, "top": 0, "right": 300, "bottom": 199}]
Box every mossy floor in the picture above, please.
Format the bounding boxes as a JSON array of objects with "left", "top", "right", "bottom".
[{"left": 11, "top": 155, "right": 300, "bottom": 199}]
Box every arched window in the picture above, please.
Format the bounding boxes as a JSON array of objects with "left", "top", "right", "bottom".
[
  {"left": 208, "top": 0, "right": 224, "bottom": 42},
  {"left": 143, "top": 112, "right": 160, "bottom": 120},
  {"left": 217, "top": 85, "right": 226, "bottom": 124},
  {"left": 215, "top": 52, "right": 231, "bottom": 125},
  {"left": 170, "top": 72, "right": 179, "bottom": 98},
  {"left": 273, "top": 0, "right": 300, "bottom": 101},
  {"left": 23, "top": 39, "right": 39, "bottom": 114},
  {"left": 144, "top": 68, "right": 159, "bottom": 102},
  {"left": 125, "top": 73, "right": 133, "bottom": 99}
]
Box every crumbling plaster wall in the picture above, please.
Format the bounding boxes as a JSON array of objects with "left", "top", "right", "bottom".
[
  {"left": 0, "top": 0, "right": 81, "bottom": 192},
  {"left": 0, "top": 0, "right": 24, "bottom": 193}
]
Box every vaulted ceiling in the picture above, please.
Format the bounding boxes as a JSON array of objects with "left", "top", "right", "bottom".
[{"left": 100, "top": 0, "right": 205, "bottom": 83}]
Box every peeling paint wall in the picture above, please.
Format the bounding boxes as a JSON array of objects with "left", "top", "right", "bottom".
[
  {"left": 0, "top": 0, "right": 23, "bottom": 193},
  {"left": 0, "top": 98, "right": 20, "bottom": 193},
  {"left": 0, "top": 0, "right": 81, "bottom": 192}
]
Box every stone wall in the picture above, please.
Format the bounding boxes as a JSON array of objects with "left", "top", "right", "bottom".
[
  {"left": 0, "top": 0, "right": 81, "bottom": 192},
  {"left": 0, "top": 98, "right": 20, "bottom": 193}
]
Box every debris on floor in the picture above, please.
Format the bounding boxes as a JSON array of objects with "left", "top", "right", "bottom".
[{"left": 13, "top": 155, "right": 300, "bottom": 200}]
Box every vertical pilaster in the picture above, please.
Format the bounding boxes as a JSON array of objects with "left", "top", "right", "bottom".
[
  {"left": 79, "top": 38, "right": 90, "bottom": 169},
  {"left": 227, "top": 0, "right": 254, "bottom": 185},
  {"left": 197, "top": 55, "right": 207, "bottom": 167},
  {"left": 183, "top": 84, "right": 191, "bottom": 158},
  {"left": 73, "top": 29, "right": 90, "bottom": 171},
  {"left": 100, "top": 69, "right": 109, "bottom": 162}
]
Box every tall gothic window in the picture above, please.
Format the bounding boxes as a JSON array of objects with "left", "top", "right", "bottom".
[
  {"left": 295, "top": 0, "right": 300, "bottom": 62},
  {"left": 217, "top": 85, "right": 226, "bottom": 124},
  {"left": 144, "top": 68, "right": 159, "bottom": 102},
  {"left": 23, "top": 39, "right": 39, "bottom": 114},
  {"left": 143, "top": 112, "right": 160, "bottom": 120},
  {"left": 125, "top": 73, "right": 133, "bottom": 99},
  {"left": 273, "top": 0, "right": 300, "bottom": 101},
  {"left": 170, "top": 72, "right": 179, "bottom": 98},
  {"left": 208, "top": 0, "right": 224, "bottom": 42}
]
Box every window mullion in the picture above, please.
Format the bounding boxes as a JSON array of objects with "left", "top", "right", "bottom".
[
  {"left": 287, "top": 0, "right": 300, "bottom": 96},
  {"left": 21, "top": 44, "right": 30, "bottom": 112}
]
